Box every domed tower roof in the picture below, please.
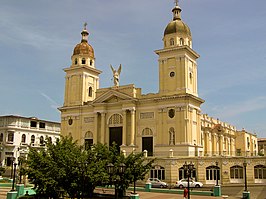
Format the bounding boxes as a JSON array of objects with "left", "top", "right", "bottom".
[
  {"left": 164, "top": 1, "right": 191, "bottom": 39},
  {"left": 73, "top": 23, "right": 95, "bottom": 58}
]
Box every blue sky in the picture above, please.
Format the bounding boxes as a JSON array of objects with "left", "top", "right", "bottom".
[{"left": 0, "top": 0, "right": 265, "bottom": 138}]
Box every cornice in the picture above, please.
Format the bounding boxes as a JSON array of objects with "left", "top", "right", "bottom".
[{"left": 154, "top": 46, "right": 200, "bottom": 59}]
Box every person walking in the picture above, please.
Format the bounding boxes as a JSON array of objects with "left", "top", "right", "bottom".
[{"left": 183, "top": 187, "right": 188, "bottom": 199}]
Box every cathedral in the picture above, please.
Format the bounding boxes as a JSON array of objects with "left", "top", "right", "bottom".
[{"left": 59, "top": 2, "right": 265, "bottom": 185}]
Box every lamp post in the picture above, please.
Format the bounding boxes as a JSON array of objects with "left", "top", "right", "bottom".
[
  {"left": 0, "top": 145, "right": 3, "bottom": 167},
  {"left": 243, "top": 161, "right": 248, "bottom": 192},
  {"left": 213, "top": 161, "right": 221, "bottom": 197},
  {"left": 11, "top": 162, "right": 17, "bottom": 191},
  {"left": 78, "top": 161, "right": 88, "bottom": 199},
  {"left": 132, "top": 162, "right": 137, "bottom": 195},
  {"left": 107, "top": 163, "right": 126, "bottom": 199},
  {"left": 183, "top": 161, "right": 194, "bottom": 199},
  {"left": 18, "top": 157, "right": 23, "bottom": 184},
  {"left": 215, "top": 161, "right": 219, "bottom": 186},
  {"left": 242, "top": 160, "right": 250, "bottom": 199},
  {"left": 10, "top": 157, "right": 15, "bottom": 179}
]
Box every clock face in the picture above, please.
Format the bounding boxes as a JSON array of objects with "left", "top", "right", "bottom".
[
  {"left": 170, "top": 71, "right": 175, "bottom": 77},
  {"left": 168, "top": 109, "right": 175, "bottom": 118},
  {"left": 68, "top": 118, "right": 73, "bottom": 125}
]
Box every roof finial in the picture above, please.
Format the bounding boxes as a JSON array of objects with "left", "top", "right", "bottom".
[
  {"left": 83, "top": 22, "right": 87, "bottom": 30},
  {"left": 172, "top": 0, "right": 182, "bottom": 20},
  {"left": 81, "top": 22, "right": 89, "bottom": 42}
]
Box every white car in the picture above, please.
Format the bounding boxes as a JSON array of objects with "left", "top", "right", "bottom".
[
  {"left": 175, "top": 178, "right": 203, "bottom": 188},
  {"left": 148, "top": 178, "right": 168, "bottom": 188}
]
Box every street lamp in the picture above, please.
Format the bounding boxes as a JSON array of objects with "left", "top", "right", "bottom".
[
  {"left": 242, "top": 160, "right": 251, "bottom": 199},
  {"left": 18, "top": 157, "right": 24, "bottom": 184},
  {"left": 215, "top": 161, "right": 219, "bottom": 186},
  {"left": 132, "top": 162, "right": 137, "bottom": 195},
  {"left": 107, "top": 163, "right": 126, "bottom": 199},
  {"left": 11, "top": 162, "right": 17, "bottom": 191},
  {"left": 78, "top": 161, "right": 88, "bottom": 199},
  {"left": 243, "top": 161, "right": 248, "bottom": 192},
  {"left": 183, "top": 161, "right": 194, "bottom": 199},
  {"left": 10, "top": 157, "right": 15, "bottom": 179}
]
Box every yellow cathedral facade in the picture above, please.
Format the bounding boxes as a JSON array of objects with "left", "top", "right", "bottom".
[{"left": 59, "top": 3, "right": 266, "bottom": 185}]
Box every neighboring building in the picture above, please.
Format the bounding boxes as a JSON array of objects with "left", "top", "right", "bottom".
[
  {"left": 258, "top": 138, "right": 266, "bottom": 156},
  {"left": 59, "top": 2, "right": 266, "bottom": 185},
  {"left": 235, "top": 129, "right": 258, "bottom": 157},
  {"left": 0, "top": 115, "right": 60, "bottom": 167}
]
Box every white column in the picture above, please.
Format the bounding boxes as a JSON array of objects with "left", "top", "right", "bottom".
[
  {"left": 130, "top": 108, "right": 136, "bottom": 146},
  {"left": 219, "top": 135, "right": 223, "bottom": 156},
  {"left": 100, "top": 112, "right": 106, "bottom": 143},
  {"left": 93, "top": 112, "right": 98, "bottom": 144},
  {"left": 122, "top": 110, "right": 127, "bottom": 146}
]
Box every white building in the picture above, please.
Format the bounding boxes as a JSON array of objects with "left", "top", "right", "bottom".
[{"left": 0, "top": 115, "right": 60, "bottom": 166}]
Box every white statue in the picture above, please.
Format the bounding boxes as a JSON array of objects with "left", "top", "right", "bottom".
[{"left": 110, "top": 64, "right": 122, "bottom": 86}]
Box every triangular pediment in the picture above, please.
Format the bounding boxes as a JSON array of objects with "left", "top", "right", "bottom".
[{"left": 93, "top": 90, "right": 136, "bottom": 104}]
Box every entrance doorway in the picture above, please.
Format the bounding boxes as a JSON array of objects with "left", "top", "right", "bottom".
[
  {"left": 109, "top": 127, "right": 122, "bottom": 151},
  {"left": 142, "top": 137, "right": 153, "bottom": 156}
]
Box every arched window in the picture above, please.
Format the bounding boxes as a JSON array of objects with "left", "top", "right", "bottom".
[
  {"left": 230, "top": 165, "right": 243, "bottom": 179},
  {"left": 74, "top": 58, "right": 78, "bottom": 65},
  {"left": 82, "top": 58, "right": 86, "bottom": 64},
  {"left": 142, "top": 128, "right": 153, "bottom": 136},
  {"left": 180, "top": 38, "right": 184, "bottom": 46},
  {"left": 150, "top": 165, "right": 165, "bottom": 180},
  {"left": 21, "top": 134, "right": 26, "bottom": 143},
  {"left": 254, "top": 165, "right": 266, "bottom": 179},
  {"left": 31, "top": 135, "right": 35, "bottom": 144},
  {"left": 0, "top": 133, "right": 3, "bottom": 142},
  {"left": 90, "top": 60, "right": 93, "bottom": 66},
  {"left": 7, "top": 131, "right": 14, "bottom": 142},
  {"left": 88, "top": 87, "right": 92, "bottom": 97},
  {"left": 206, "top": 165, "right": 220, "bottom": 181},
  {"left": 170, "top": 38, "right": 175, "bottom": 46},
  {"left": 40, "top": 136, "right": 44, "bottom": 146},
  {"left": 179, "top": 166, "right": 197, "bottom": 180},
  {"left": 109, "top": 114, "right": 123, "bottom": 126},
  {"left": 169, "top": 127, "right": 175, "bottom": 145},
  {"left": 85, "top": 131, "right": 93, "bottom": 150}
]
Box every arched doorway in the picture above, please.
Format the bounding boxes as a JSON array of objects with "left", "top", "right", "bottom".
[
  {"left": 84, "top": 131, "right": 93, "bottom": 150},
  {"left": 142, "top": 128, "right": 153, "bottom": 156},
  {"left": 109, "top": 114, "right": 123, "bottom": 151}
]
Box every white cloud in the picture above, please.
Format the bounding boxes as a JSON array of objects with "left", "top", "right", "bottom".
[
  {"left": 215, "top": 96, "right": 266, "bottom": 118},
  {"left": 40, "top": 92, "right": 60, "bottom": 111}
]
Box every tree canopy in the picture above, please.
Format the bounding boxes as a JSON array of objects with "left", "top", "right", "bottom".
[{"left": 25, "top": 136, "right": 154, "bottom": 198}]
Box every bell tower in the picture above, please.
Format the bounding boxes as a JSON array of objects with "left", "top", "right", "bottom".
[
  {"left": 155, "top": 2, "right": 199, "bottom": 97},
  {"left": 63, "top": 24, "right": 102, "bottom": 106}
]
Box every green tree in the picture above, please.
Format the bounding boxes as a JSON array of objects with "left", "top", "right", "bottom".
[
  {"left": 25, "top": 137, "right": 154, "bottom": 198},
  {"left": 0, "top": 166, "right": 5, "bottom": 176},
  {"left": 107, "top": 145, "right": 155, "bottom": 197},
  {"left": 26, "top": 136, "right": 84, "bottom": 198}
]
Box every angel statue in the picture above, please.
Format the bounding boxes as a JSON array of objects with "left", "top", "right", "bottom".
[{"left": 110, "top": 64, "right": 122, "bottom": 86}]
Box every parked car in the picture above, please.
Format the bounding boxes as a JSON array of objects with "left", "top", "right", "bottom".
[
  {"left": 175, "top": 178, "right": 203, "bottom": 188},
  {"left": 148, "top": 178, "right": 168, "bottom": 188}
]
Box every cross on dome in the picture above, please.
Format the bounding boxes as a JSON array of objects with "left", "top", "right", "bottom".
[
  {"left": 83, "top": 22, "right": 87, "bottom": 30},
  {"left": 175, "top": 0, "right": 179, "bottom": 6}
]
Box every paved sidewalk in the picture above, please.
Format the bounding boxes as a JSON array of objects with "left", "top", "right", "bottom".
[
  {"left": 0, "top": 187, "right": 230, "bottom": 199},
  {"left": 133, "top": 191, "right": 225, "bottom": 199}
]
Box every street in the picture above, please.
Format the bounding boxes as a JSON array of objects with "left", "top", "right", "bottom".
[{"left": 1, "top": 184, "right": 266, "bottom": 199}]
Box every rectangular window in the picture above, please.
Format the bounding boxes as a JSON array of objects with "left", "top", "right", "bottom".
[
  {"left": 30, "top": 121, "right": 37, "bottom": 128},
  {"left": 39, "top": 122, "right": 45, "bottom": 128}
]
